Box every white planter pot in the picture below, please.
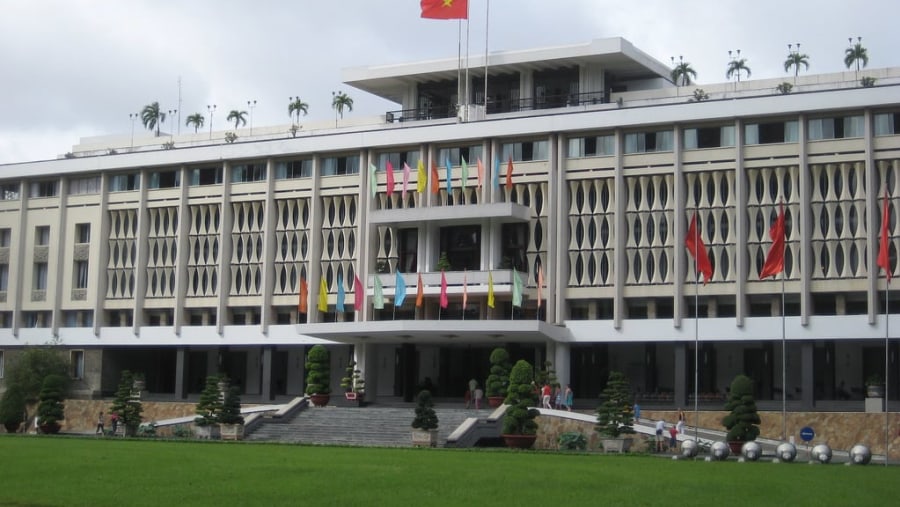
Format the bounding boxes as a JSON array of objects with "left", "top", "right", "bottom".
[{"left": 411, "top": 429, "right": 439, "bottom": 448}]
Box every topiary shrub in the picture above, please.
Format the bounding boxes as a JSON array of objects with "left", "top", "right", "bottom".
[
  {"left": 558, "top": 431, "right": 587, "bottom": 450},
  {"left": 219, "top": 386, "right": 244, "bottom": 425},
  {"left": 486, "top": 347, "right": 511, "bottom": 397},
  {"left": 722, "top": 374, "right": 761, "bottom": 443},
  {"left": 305, "top": 345, "right": 331, "bottom": 395},
  {"left": 36, "top": 374, "right": 67, "bottom": 433},
  {"left": 110, "top": 370, "right": 143, "bottom": 436},
  {"left": 502, "top": 359, "right": 539, "bottom": 435},
  {"left": 0, "top": 384, "right": 26, "bottom": 433},
  {"left": 195, "top": 375, "right": 224, "bottom": 426},
  {"left": 411, "top": 390, "right": 438, "bottom": 431},
  {"left": 595, "top": 371, "right": 636, "bottom": 438}
]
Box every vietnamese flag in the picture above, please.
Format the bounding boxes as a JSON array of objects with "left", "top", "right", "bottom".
[
  {"left": 758, "top": 203, "right": 786, "bottom": 279},
  {"left": 685, "top": 212, "right": 713, "bottom": 284},
  {"left": 878, "top": 190, "right": 893, "bottom": 282},
  {"left": 421, "top": 0, "right": 468, "bottom": 19}
]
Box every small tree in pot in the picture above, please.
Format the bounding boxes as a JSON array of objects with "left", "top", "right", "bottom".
[
  {"left": 305, "top": 345, "right": 331, "bottom": 407},
  {"left": 340, "top": 360, "right": 366, "bottom": 403},
  {"left": 722, "top": 374, "right": 760, "bottom": 453},
  {"left": 219, "top": 385, "right": 245, "bottom": 440},
  {"left": 595, "top": 371, "right": 636, "bottom": 452},
  {"left": 411, "top": 389, "right": 439, "bottom": 447},
  {"left": 501, "top": 359, "right": 539, "bottom": 448},
  {"left": 110, "top": 370, "right": 144, "bottom": 437},
  {"left": 36, "top": 374, "right": 67, "bottom": 434},
  {"left": 486, "top": 347, "right": 511, "bottom": 408},
  {"left": 194, "top": 374, "right": 224, "bottom": 439}
]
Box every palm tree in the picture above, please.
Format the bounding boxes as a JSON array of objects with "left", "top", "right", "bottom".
[
  {"left": 226, "top": 110, "right": 248, "bottom": 130},
  {"left": 670, "top": 61, "right": 697, "bottom": 87},
  {"left": 726, "top": 58, "right": 751, "bottom": 83},
  {"left": 784, "top": 52, "right": 810, "bottom": 81},
  {"left": 332, "top": 91, "right": 354, "bottom": 127},
  {"left": 141, "top": 101, "right": 166, "bottom": 137},
  {"left": 844, "top": 39, "right": 869, "bottom": 74},
  {"left": 185, "top": 113, "right": 205, "bottom": 133},
  {"left": 288, "top": 98, "right": 309, "bottom": 125}
]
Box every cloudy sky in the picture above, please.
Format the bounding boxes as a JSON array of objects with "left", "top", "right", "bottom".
[{"left": 1, "top": 0, "right": 897, "bottom": 164}]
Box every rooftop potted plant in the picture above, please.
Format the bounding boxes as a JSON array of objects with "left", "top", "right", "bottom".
[
  {"left": 305, "top": 345, "right": 331, "bottom": 407},
  {"left": 722, "top": 374, "right": 761, "bottom": 454},
  {"left": 595, "top": 371, "right": 636, "bottom": 452},
  {"left": 36, "top": 374, "right": 67, "bottom": 434},
  {"left": 436, "top": 252, "right": 452, "bottom": 271},
  {"left": 411, "top": 389, "right": 439, "bottom": 447},
  {"left": 501, "top": 359, "right": 539, "bottom": 449},
  {"left": 340, "top": 360, "right": 366, "bottom": 405},
  {"left": 218, "top": 385, "right": 245, "bottom": 440},
  {"left": 194, "top": 374, "right": 224, "bottom": 439},
  {"left": 486, "top": 347, "right": 511, "bottom": 408}
]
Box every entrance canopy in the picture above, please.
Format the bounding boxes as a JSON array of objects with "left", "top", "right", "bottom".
[{"left": 296, "top": 319, "right": 571, "bottom": 345}]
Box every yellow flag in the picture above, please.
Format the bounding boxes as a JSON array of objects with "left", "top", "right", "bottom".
[
  {"left": 487, "top": 271, "right": 495, "bottom": 308},
  {"left": 318, "top": 277, "right": 328, "bottom": 312},
  {"left": 416, "top": 159, "right": 426, "bottom": 193}
]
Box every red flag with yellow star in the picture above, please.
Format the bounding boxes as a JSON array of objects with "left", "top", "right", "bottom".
[{"left": 421, "top": 0, "right": 468, "bottom": 19}]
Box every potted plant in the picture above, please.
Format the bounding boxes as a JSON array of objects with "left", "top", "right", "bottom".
[
  {"left": 218, "top": 386, "right": 245, "bottom": 440},
  {"left": 486, "top": 347, "right": 511, "bottom": 408},
  {"left": 501, "top": 359, "right": 539, "bottom": 448},
  {"left": 411, "top": 389, "right": 439, "bottom": 447},
  {"left": 0, "top": 384, "right": 26, "bottom": 433},
  {"left": 340, "top": 360, "right": 366, "bottom": 404},
  {"left": 305, "top": 345, "right": 331, "bottom": 407},
  {"left": 36, "top": 374, "right": 67, "bottom": 434},
  {"left": 194, "top": 374, "right": 224, "bottom": 439},
  {"left": 594, "top": 371, "right": 636, "bottom": 452},
  {"left": 110, "top": 370, "right": 143, "bottom": 437},
  {"left": 866, "top": 373, "right": 885, "bottom": 398},
  {"left": 722, "top": 374, "right": 761, "bottom": 454},
  {"left": 436, "top": 252, "right": 452, "bottom": 271}
]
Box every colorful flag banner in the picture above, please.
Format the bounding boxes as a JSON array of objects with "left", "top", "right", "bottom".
[
  {"left": 317, "top": 277, "right": 328, "bottom": 313},
  {"left": 512, "top": 269, "right": 523, "bottom": 307},
  {"left": 416, "top": 272, "right": 424, "bottom": 307},
  {"left": 439, "top": 271, "right": 449, "bottom": 309},
  {"left": 298, "top": 276, "right": 308, "bottom": 313},
  {"left": 685, "top": 212, "right": 714, "bottom": 284},
  {"left": 395, "top": 271, "right": 407, "bottom": 308},
  {"left": 386, "top": 160, "right": 395, "bottom": 196},
  {"left": 336, "top": 273, "right": 345, "bottom": 312},
  {"left": 402, "top": 162, "right": 411, "bottom": 199},
  {"left": 417, "top": 160, "right": 426, "bottom": 194},
  {"left": 368, "top": 163, "right": 377, "bottom": 198},
  {"left": 420, "top": 0, "right": 468, "bottom": 19},
  {"left": 460, "top": 156, "right": 468, "bottom": 189},
  {"left": 492, "top": 156, "right": 500, "bottom": 189},
  {"left": 878, "top": 190, "right": 893, "bottom": 282},
  {"left": 374, "top": 275, "right": 384, "bottom": 310},
  {"left": 487, "top": 271, "right": 495, "bottom": 308},
  {"left": 462, "top": 270, "right": 468, "bottom": 309},
  {"left": 759, "top": 203, "right": 786, "bottom": 279},
  {"left": 431, "top": 160, "right": 440, "bottom": 194},
  {"left": 505, "top": 156, "right": 514, "bottom": 190},
  {"left": 353, "top": 275, "right": 364, "bottom": 311},
  {"left": 476, "top": 157, "right": 484, "bottom": 189},
  {"left": 445, "top": 158, "right": 452, "bottom": 194}
]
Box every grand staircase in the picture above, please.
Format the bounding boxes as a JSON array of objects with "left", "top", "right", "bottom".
[{"left": 245, "top": 405, "right": 494, "bottom": 447}]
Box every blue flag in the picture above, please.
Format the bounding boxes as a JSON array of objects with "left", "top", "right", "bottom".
[
  {"left": 336, "top": 273, "right": 345, "bottom": 312},
  {"left": 394, "top": 271, "right": 407, "bottom": 308},
  {"left": 492, "top": 156, "right": 500, "bottom": 188},
  {"left": 445, "top": 158, "right": 452, "bottom": 194}
]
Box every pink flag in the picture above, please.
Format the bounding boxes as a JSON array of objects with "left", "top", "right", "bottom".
[
  {"left": 386, "top": 161, "right": 395, "bottom": 196},
  {"left": 462, "top": 270, "right": 468, "bottom": 309},
  {"left": 439, "top": 271, "right": 448, "bottom": 309},
  {"left": 476, "top": 157, "right": 484, "bottom": 189},
  {"left": 353, "top": 275, "right": 364, "bottom": 311},
  {"left": 401, "top": 162, "right": 411, "bottom": 199}
]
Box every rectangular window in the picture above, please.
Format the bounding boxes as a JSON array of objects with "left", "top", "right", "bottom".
[
  {"left": 875, "top": 113, "right": 900, "bottom": 136},
  {"left": 75, "top": 223, "right": 90, "bottom": 244},
  {"left": 275, "top": 159, "right": 312, "bottom": 179},
  {"left": 567, "top": 135, "right": 615, "bottom": 158},
  {"left": 0, "top": 228, "right": 10, "bottom": 247},
  {"left": 745, "top": 120, "right": 799, "bottom": 144},
  {"left": 29, "top": 181, "right": 58, "bottom": 198},
  {"left": 70, "top": 350, "right": 84, "bottom": 379},
  {"left": 74, "top": 260, "right": 89, "bottom": 289},
  {"left": 321, "top": 155, "right": 360, "bottom": 176},
  {"left": 684, "top": 125, "right": 736, "bottom": 149},
  {"left": 376, "top": 150, "right": 421, "bottom": 170},
  {"left": 624, "top": 130, "right": 673, "bottom": 153},
  {"left": 188, "top": 166, "right": 223, "bottom": 186},
  {"left": 0, "top": 265, "right": 8, "bottom": 291},
  {"left": 500, "top": 223, "right": 528, "bottom": 271},
  {"left": 808, "top": 115, "right": 865, "bottom": 140},
  {"left": 437, "top": 145, "right": 483, "bottom": 166},
  {"left": 35, "top": 226, "right": 50, "bottom": 245},
  {"left": 0, "top": 183, "right": 20, "bottom": 200},
  {"left": 398, "top": 228, "right": 418, "bottom": 273},
  {"left": 148, "top": 170, "right": 180, "bottom": 189},
  {"left": 34, "top": 262, "right": 48, "bottom": 290},
  {"left": 108, "top": 173, "right": 140, "bottom": 192},
  {"left": 231, "top": 163, "right": 267, "bottom": 183},
  {"left": 69, "top": 176, "right": 100, "bottom": 194},
  {"left": 500, "top": 140, "right": 550, "bottom": 162}
]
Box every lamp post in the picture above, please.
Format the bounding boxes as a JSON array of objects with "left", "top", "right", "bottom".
[
  {"left": 207, "top": 104, "right": 216, "bottom": 140},
  {"left": 247, "top": 100, "right": 257, "bottom": 136},
  {"left": 129, "top": 112, "right": 138, "bottom": 150},
  {"left": 167, "top": 109, "right": 178, "bottom": 140}
]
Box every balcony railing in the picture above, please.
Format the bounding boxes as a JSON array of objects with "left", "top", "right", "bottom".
[
  {"left": 369, "top": 269, "right": 528, "bottom": 297},
  {"left": 385, "top": 90, "right": 607, "bottom": 123}
]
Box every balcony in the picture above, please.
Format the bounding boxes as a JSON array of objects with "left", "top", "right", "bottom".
[
  {"left": 369, "top": 270, "right": 528, "bottom": 298},
  {"left": 368, "top": 202, "right": 531, "bottom": 226}
]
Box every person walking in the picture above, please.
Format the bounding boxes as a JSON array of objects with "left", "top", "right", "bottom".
[
  {"left": 95, "top": 411, "right": 105, "bottom": 435},
  {"left": 655, "top": 419, "right": 665, "bottom": 452},
  {"left": 110, "top": 412, "right": 119, "bottom": 436},
  {"left": 669, "top": 424, "right": 678, "bottom": 453},
  {"left": 564, "top": 384, "right": 574, "bottom": 411},
  {"left": 541, "top": 383, "right": 552, "bottom": 409},
  {"left": 474, "top": 386, "right": 484, "bottom": 410}
]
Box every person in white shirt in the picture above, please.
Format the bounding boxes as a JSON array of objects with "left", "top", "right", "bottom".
[{"left": 655, "top": 419, "right": 665, "bottom": 452}]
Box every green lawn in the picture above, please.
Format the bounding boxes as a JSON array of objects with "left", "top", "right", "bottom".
[{"left": 0, "top": 435, "right": 895, "bottom": 506}]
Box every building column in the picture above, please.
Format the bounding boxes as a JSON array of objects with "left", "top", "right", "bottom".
[
  {"left": 674, "top": 342, "right": 688, "bottom": 408},
  {"left": 613, "top": 129, "right": 625, "bottom": 328},
  {"left": 801, "top": 341, "right": 815, "bottom": 409},
  {"left": 554, "top": 342, "right": 570, "bottom": 389},
  {"left": 798, "top": 114, "right": 812, "bottom": 325},
  {"left": 175, "top": 347, "right": 187, "bottom": 399},
  {"left": 261, "top": 346, "right": 273, "bottom": 401},
  {"left": 673, "top": 125, "right": 685, "bottom": 327}
]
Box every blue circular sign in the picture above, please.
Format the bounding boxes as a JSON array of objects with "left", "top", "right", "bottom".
[{"left": 800, "top": 426, "right": 815, "bottom": 442}]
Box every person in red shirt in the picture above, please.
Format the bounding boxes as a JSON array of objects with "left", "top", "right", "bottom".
[
  {"left": 541, "top": 383, "right": 552, "bottom": 409},
  {"left": 668, "top": 425, "right": 678, "bottom": 453}
]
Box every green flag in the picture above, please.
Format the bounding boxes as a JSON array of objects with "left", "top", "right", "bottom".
[
  {"left": 374, "top": 275, "right": 384, "bottom": 309},
  {"left": 512, "top": 270, "right": 523, "bottom": 308},
  {"left": 460, "top": 156, "right": 468, "bottom": 188},
  {"left": 369, "top": 163, "right": 377, "bottom": 198}
]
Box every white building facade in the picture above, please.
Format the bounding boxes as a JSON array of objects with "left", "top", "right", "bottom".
[{"left": 1, "top": 38, "right": 899, "bottom": 410}]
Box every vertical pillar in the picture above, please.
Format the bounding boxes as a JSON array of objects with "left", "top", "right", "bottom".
[
  {"left": 734, "top": 119, "right": 747, "bottom": 325},
  {"left": 797, "top": 114, "right": 812, "bottom": 325},
  {"left": 613, "top": 129, "right": 625, "bottom": 328},
  {"left": 175, "top": 347, "right": 186, "bottom": 399},
  {"left": 554, "top": 342, "right": 570, "bottom": 389},
  {"left": 261, "top": 346, "right": 273, "bottom": 401},
  {"left": 674, "top": 343, "right": 687, "bottom": 407},
  {"left": 673, "top": 125, "right": 685, "bottom": 328},
  {"left": 801, "top": 341, "right": 814, "bottom": 409}
]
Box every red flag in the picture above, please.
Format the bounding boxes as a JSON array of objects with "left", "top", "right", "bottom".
[
  {"left": 298, "top": 276, "right": 308, "bottom": 313},
  {"left": 430, "top": 161, "right": 440, "bottom": 194},
  {"left": 421, "top": 0, "right": 468, "bottom": 19},
  {"left": 439, "top": 271, "right": 448, "bottom": 309},
  {"left": 505, "top": 156, "right": 514, "bottom": 190},
  {"left": 685, "top": 212, "right": 713, "bottom": 284},
  {"left": 759, "top": 203, "right": 786, "bottom": 279},
  {"left": 415, "top": 272, "right": 424, "bottom": 307},
  {"left": 878, "top": 191, "right": 892, "bottom": 282},
  {"left": 386, "top": 160, "right": 395, "bottom": 196},
  {"left": 353, "top": 275, "right": 364, "bottom": 311}
]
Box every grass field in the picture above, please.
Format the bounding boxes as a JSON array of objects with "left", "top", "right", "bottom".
[{"left": 0, "top": 435, "right": 895, "bottom": 507}]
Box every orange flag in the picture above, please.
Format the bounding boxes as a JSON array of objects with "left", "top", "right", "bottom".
[
  {"left": 416, "top": 272, "right": 424, "bottom": 307},
  {"left": 476, "top": 157, "right": 484, "bottom": 188},
  {"left": 430, "top": 160, "right": 440, "bottom": 194},
  {"left": 505, "top": 156, "right": 514, "bottom": 190},
  {"left": 298, "top": 276, "right": 308, "bottom": 313}
]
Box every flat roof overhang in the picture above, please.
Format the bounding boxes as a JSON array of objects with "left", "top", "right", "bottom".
[
  {"left": 368, "top": 201, "right": 531, "bottom": 225},
  {"left": 295, "top": 320, "right": 571, "bottom": 345}
]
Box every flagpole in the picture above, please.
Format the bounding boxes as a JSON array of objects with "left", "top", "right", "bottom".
[
  {"left": 464, "top": 0, "right": 470, "bottom": 121},
  {"left": 693, "top": 210, "right": 700, "bottom": 445},
  {"left": 885, "top": 278, "right": 890, "bottom": 466},
  {"left": 483, "top": 0, "right": 490, "bottom": 112},
  {"left": 456, "top": 19, "right": 462, "bottom": 120},
  {"left": 781, "top": 271, "right": 786, "bottom": 441}
]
